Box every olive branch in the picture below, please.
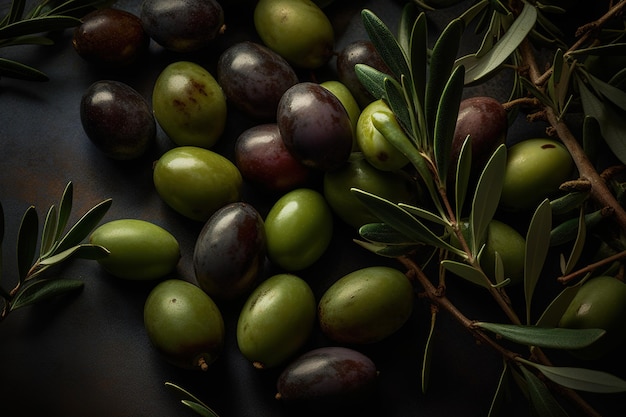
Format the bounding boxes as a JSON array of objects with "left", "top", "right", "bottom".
[{"left": 353, "top": 1, "right": 626, "bottom": 415}]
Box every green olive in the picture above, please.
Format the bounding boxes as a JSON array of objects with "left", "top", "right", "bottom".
[
  {"left": 153, "top": 146, "right": 243, "bottom": 222},
  {"left": 89, "top": 219, "right": 180, "bottom": 280},
  {"left": 480, "top": 219, "right": 526, "bottom": 285},
  {"left": 254, "top": 0, "right": 334, "bottom": 69},
  {"left": 320, "top": 80, "right": 361, "bottom": 142},
  {"left": 355, "top": 99, "right": 409, "bottom": 171},
  {"left": 143, "top": 279, "right": 225, "bottom": 370},
  {"left": 152, "top": 61, "right": 227, "bottom": 148},
  {"left": 559, "top": 275, "right": 626, "bottom": 360},
  {"left": 237, "top": 273, "right": 317, "bottom": 369},
  {"left": 499, "top": 138, "right": 574, "bottom": 212},
  {"left": 318, "top": 266, "right": 414, "bottom": 344},
  {"left": 265, "top": 188, "right": 333, "bottom": 271}
]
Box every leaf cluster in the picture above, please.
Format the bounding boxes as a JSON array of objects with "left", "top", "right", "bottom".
[
  {"left": 0, "top": 181, "right": 111, "bottom": 321},
  {"left": 0, "top": 0, "right": 112, "bottom": 81}
]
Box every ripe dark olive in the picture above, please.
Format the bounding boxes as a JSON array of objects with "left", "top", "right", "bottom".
[
  {"left": 450, "top": 96, "right": 508, "bottom": 178},
  {"left": 276, "top": 346, "right": 378, "bottom": 414},
  {"left": 140, "top": 0, "right": 225, "bottom": 53},
  {"left": 217, "top": 41, "right": 299, "bottom": 121},
  {"left": 277, "top": 82, "right": 353, "bottom": 172},
  {"left": 234, "top": 124, "right": 314, "bottom": 193},
  {"left": 193, "top": 202, "right": 266, "bottom": 300},
  {"left": 72, "top": 8, "right": 149, "bottom": 68},
  {"left": 337, "top": 40, "right": 392, "bottom": 108},
  {"left": 80, "top": 80, "right": 156, "bottom": 160}
]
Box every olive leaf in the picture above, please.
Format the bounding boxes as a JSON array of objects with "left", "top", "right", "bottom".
[
  {"left": 519, "top": 366, "right": 570, "bottom": 417},
  {"left": 535, "top": 281, "right": 584, "bottom": 329},
  {"left": 524, "top": 361, "right": 626, "bottom": 394},
  {"left": 17, "top": 206, "right": 38, "bottom": 282},
  {"left": 524, "top": 199, "right": 552, "bottom": 324},
  {"left": 487, "top": 363, "right": 510, "bottom": 417},
  {"left": 559, "top": 208, "right": 587, "bottom": 276},
  {"left": 408, "top": 11, "right": 427, "bottom": 126},
  {"left": 421, "top": 307, "right": 437, "bottom": 394},
  {"left": 442, "top": 259, "right": 490, "bottom": 287},
  {"left": 475, "top": 322, "right": 605, "bottom": 350},
  {"left": 358, "top": 223, "right": 416, "bottom": 245},
  {"left": 383, "top": 76, "right": 414, "bottom": 139},
  {"left": 53, "top": 197, "right": 112, "bottom": 255},
  {"left": 165, "top": 382, "right": 221, "bottom": 417},
  {"left": 454, "top": 136, "right": 472, "bottom": 221},
  {"left": 355, "top": 63, "right": 389, "bottom": 101},
  {"left": 353, "top": 239, "right": 421, "bottom": 258},
  {"left": 9, "top": 278, "right": 83, "bottom": 311}
]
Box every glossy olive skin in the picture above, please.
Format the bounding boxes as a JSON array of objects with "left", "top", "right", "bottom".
[
  {"left": 217, "top": 41, "right": 299, "bottom": 121},
  {"left": 276, "top": 346, "right": 378, "bottom": 413},
  {"left": 265, "top": 188, "right": 333, "bottom": 271},
  {"left": 153, "top": 146, "right": 243, "bottom": 222},
  {"left": 80, "top": 80, "right": 156, "bottom": 160},
  {"left": 234, "top": 124, "right": 314, "bottom": 193},
  {"left": 318, "top": 266, "right": 414, "bottom": 344},
  {"left": 72, "top": 8, "right": 149, "bottom": 68},
  {"left": 356, "top": 99, "right": 409, "bottom": 171},
  {"left": 89, "top": 219, "right": 180, "bottom": 280},
  {"left": 237, "top": 274, "right": 317, "bottom": 369},
  {"left": 277, "top": 82, "right": 353, "bottom": 172},
  {"left": 499, "top": 138, "right": 574, "bottom": 212},
  {"left": 451, "top": 96, "right": 507, "bottom": 178},
  {"left": 559, "top": 276, "right": 626, "bottom": 360},
  {"left": 323, "top": 153, "right": 418, "bottom": 229},
  {"left": 144, "top": 279, "right": 225, "bottom": 370},
  {"left": 320, "top": 80, "right": 361, "bottom": 140},
  {"left": 480, "top": 219, "right": 525, "bottom": 285},
  {"left": 254, "top": 0, "right": 334, "bottom": 69},
  {"left": 152, "top": 61, "right": 227, "bottom": 148},
  {"left": 140, "top": 0, "right": 224, "bottom": 53},
  {"left": 193, "top": 202, "right": 266, "bottom": 300},
  {"left": 337, "top": 40, "right": 392, "bottom": 108}
]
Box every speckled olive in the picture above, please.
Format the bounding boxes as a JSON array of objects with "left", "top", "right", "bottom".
[
  {"left": 152, "top": 61, "right": 227, "bottom": 148},
  {"left": 318, "top": 266, "right": 414, "bottom": 344},
  {"left": 254, "top": 0, "right": 334, "bottom": 69},
  {"left": 356, "top": 99, "right": 409, "bottom": 171},
  {"left": 277, "top": 82, "right": 353, "bottom": 171},
  {"left": 265, "top": 188, "right": 333, "bottom": 271},
  {"left": 276, "top": 346, "right": 378, "bottom": 412},
  {"left": 153, "top": 146, "right": 243, "bottom": 222},
  {"left": 193, "top": 202, "right": 266, "bottom": 300},
  {"left": 236, "top": 273, "right": 316, "bottom": 369},
  {"left": 140, "top": 0, "right": 224, "bottom": 53},
  {"left": 72, "top": 8, "right": 149, "bottom": 68},
  {"left": 80, "top": 80, "right": 156, "bottom": 160},
  {"left": 217, "top": 41, "right": 299, "bottom": 121},
  {"left": 144, "top": 279, "right": 225, "bottom": 370},
  {"left": 89, "top": 219, "right": 180, "bottom": 280},
  {"left": 500, "top": 138, "right": 574, "bottom": 212},
  {"left": 559, "top": 275, "right": 626, "bottom": 360},
  {"left": 323, "top": 153, "right": 418, "bottom": 229}
]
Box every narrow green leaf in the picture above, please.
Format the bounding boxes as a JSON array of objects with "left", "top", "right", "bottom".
[
  {"left": 524, "top": 199, "right": 552, "bottom": 324},
  {"left": 54, "top": 198, "right": 112, "bottom": 255},
  {"left": 442, "top": 260, "right": 490, "bottom": 288},
  {"left": 470, "top": 144, "right": 507, "bottom": 258},
  {"left": 455, "top": 136, "right": 472, "bottom": 221},
  {"left": 17, "top": 206, "right": 38, "bottom": 282},
  {"left": 586, "top": 70, "right": 626, "bottom": 112},
  {"left": 0, "top": 15, "right": 81, "bottom": 38},
  {"left": 476, "top": 322, "right": 605, "bottom": 350},
  {"left": 426, "top": 18, "right": 464, "bottom": 138},
  {"left": 0, "top": 58, "right": 48, "bottom": 81},
  {"left": 55, "top": 181, "right": 74, "bottom": 242},
  {"left": 353, "top": 239, "right": 422, "bottom": 258},
  {"left": 397, "top": 2, "right": 418, "bottom": 54},
  {"left": 355, "top": 63, "right": 388, "bottom": 101},
  {"left": 530, "top": 362, "right": 626, "bottom": 394},
  {"left": 0, "top": 34, "right": 54, "bottom": 47},
  {"left": 10, "top": 278, "right": 84, "bottom": 312},
  {"left": 578, "top": 76, "right": 626, "bottom": 165},
  {"left": 487, "top": 364, "right": 510, "bottom": 417},
  {"left": 398, "top": 204, "right": 449, "bottom": 227},
  {"left": 182, "top": 400, "right": 220, "bottom": 417},
  {"left": 567, "top": 42, "right": 626, "bottom": 58},
  {"left": 463, "top": 3, "right": 538, "bottom": 84},
  {"left": 362, "top": 9, "right": 411, "bottom": 82},
  {"left": 352, "top": 189, "right": 462, "bottom": 255},
  {"left": 6, "top": 0, "right": 27, "bottom": 24},
  {"left": 383, "top": 76, "right": 414, "bottom": 138},
  {"left": 520, "top": 76, "right": 555, "bottom": 109},
  {"left": 520, "top": 366, "right": 570, "bottom": 417},
  {"left": 549, "top": 191, "right": 589, "bottom": 216},
  {"left": 421, "top": 307, "right": 437, "bottom": 394},
  {"left": 409, "top": 12, "right": 428, "bottom": 112},
  {"left": 434, "top": 65, "right": 465, "bottom": 186},
  {"left": 359, "top": 223, "right": 415, "bottom": 245},
  {"left": 39, "top": 243, "right": 109, "bottom": 266},
  {"left": 562, "top": 208, "right": 587, "bottom": 275},
  {"left": 165, "top": 382, "right": 221, "bottom": 417},
  {"left": 535, "top": 281, "right": 583, "bottom": 328},
  {"left": 40, "top": 205, "right": 58, "bottom": 257}
]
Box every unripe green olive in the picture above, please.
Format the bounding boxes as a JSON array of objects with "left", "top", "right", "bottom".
[
  {"left": 144, "top": 279, "right": 225, "bottom": 370},
  {"left": 152, "top": 61, "right": 227, "bottom": 148},
  {"left": 355, "top": 99, "right": 409, "bottom": 171},
  {"left": 318, "top": 266, "right": 414, "bottom": 344},
  {"left": 254, "top": 0, "right": 334, "bottom": 69},
  {"left": 499, "top": 138, "right": 574, "bottom": 212},
  {"left": 559, "top": 275, "right": 626, "bottom": 360},
  {"left": 320, "top": 80, "right": 361, "bottom": 142},
  {"left": 89, "top": 219, "right": 180, "bottom": 280},
  {"left": 265, "top": 188, "right": 333, "bottom": 271},
  {"left": 237, "top": 273, "right": 317, "bottom": 369},
  {"left": 153, "top": 146, "right": 243, "bottom": 222}
]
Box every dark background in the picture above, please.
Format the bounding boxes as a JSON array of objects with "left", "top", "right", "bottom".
[{"left": 0, "top": 0, "right": 623, "bottom": 416}]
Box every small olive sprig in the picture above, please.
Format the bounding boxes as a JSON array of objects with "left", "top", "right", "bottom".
[
  {"left": 0, "top": 181, "right": 111, "bottom": 322},
  {"left": 0, "top": 0, "right": 112, "bottom": 81},
  {"left": 165, "top": 382, "right": 221, "bottom": 417}
]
